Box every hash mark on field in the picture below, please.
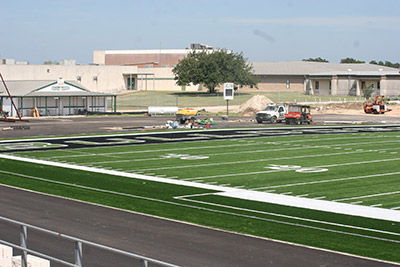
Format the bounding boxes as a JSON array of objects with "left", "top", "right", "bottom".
[
  {"left": 371, "top": 204, "right": 383, "bottom": 207},
  {"left": 350, "top": 201, "right": 363, "bottom": 205},
  {"left": 391, "top": 207, "right": 400, "bottom": 210},
  {"left": 296, "top": 194, "right": 309, "bottom": 197},
  {"left": 313, "top": 196, "right": 326, "bottom": 200},
  {"left": 281, "top": 192, "right": 292, "bottom": 195}
]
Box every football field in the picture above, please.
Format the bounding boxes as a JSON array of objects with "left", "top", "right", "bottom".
[{"left": 0, "top": 126, "right": 400, "bottom": 263}]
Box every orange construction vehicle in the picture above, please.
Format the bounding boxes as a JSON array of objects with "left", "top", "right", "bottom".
[
  {"left": 285, "top": 105, "right": 313, "bottom": 125},
  {"left": 363, "top": 96, "right": 391, "bottom": 114}
]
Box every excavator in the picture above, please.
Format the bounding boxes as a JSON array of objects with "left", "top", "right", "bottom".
[{"left": 363, "top": 95, "right": 391, "bottom": 114}]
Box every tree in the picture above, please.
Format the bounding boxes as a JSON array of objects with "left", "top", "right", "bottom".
[
  {"left": 369, "top": 60, "right": 400, "bottom": 68},
  {"left": 340, "top": 58, "right": 365, "bottom": 64},
  {"left": 302, "top": 57, "right": 329, "bottom": 63},
  {"left": 43, "top": 60, "right": 59, "bottom": 65},
  {"left": 172, "top": 50, "right": 257, "bottom": 93},
  {"left": 362, "top": 84, "right": 376, "bottom": 100}
]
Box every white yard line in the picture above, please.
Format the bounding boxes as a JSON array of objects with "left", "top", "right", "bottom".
[
  {"left": 334, "top": 191, "right": 400, "bottom": 202},
  {"left": 56, "top": 139, "right": 400, "bottom": 167},
  {"left": 173, "top": 196, "right": 400, "bottom": 238},
  {"left": 253, "top": 172, "right": 400, "bottom": 191},
  {"left": 1, "top": 168, "right": 399, "bottom": 244},
  {"left": 187, "top": 157, "right": 400, "bottom": 182},
  {"left": 1, "top": 153, "right": 399, "bottom": 223}
]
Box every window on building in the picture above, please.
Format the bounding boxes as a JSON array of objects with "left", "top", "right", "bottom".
[
  {"left": 127, "top": 77, "right": 135, "bottom": 90},
  {"left": 378, "top": 81, "right": 381, "bottom": 89},
  {"left": 286, "top": 80, "right": 290, "bottom": 89},
  {"left": 315, "top": 81, "right": 320, "bottom": 90}
]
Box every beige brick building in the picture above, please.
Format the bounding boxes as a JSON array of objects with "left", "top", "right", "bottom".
[{"left": 250, "top": 61, "right": 400, "bottom": 96}]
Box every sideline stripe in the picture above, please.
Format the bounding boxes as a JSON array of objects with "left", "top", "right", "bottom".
[
  {"left": 1, "top": 172, "right": 399, "bottom": 246},
  {"left": 174, "top": 194, "right": 400, "bottom": 238},
  {"left": 1, "top": 153, "right": 400, "bottom": 222}
]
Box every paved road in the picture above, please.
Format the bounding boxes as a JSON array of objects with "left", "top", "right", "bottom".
[
  {"left": 0, "top": 185, "right": 397, "bottom": 267},
  {"left": 1, "top": 113, "right": 399, "bottom": 138}
]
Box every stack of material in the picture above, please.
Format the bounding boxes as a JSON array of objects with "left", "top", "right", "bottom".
[{"left": 30, "top": 107, "right": 40, "bottom": 117}]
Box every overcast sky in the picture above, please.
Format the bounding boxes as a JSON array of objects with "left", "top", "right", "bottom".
[{"left": 1, "top": 0, "right": 400, "bottom": 64}]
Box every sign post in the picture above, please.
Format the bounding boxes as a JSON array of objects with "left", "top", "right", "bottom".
[{"left": 223, "top": 83, "right": 234, "bottom": 120}]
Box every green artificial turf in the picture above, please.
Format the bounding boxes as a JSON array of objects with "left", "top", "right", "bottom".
[{"left": 1, "top": 131, "right": 400, "bottom": 263}]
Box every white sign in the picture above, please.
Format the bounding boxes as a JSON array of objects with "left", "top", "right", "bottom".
[{"left": 223, "top": 83, "right": 234, "bottom": 100}]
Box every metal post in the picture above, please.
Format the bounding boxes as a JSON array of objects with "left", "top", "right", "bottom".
[
  {"left": 69, "top": 96, "right": 71, "bottom": 115},
  {"left": 114, "top": 96, "right": 117, "bottom": 113},
  {"left": 140, "top": 259, "right": 148, "bottom": 267},
  {"left": 45, "top": 97, "right": 48, "bottom": 116},
  {"left": 226, "top": 100, "right": 229, "bottom": 120},
  {"left": 20, "top": 225, "right": 27, "bottom": 267},
  {"left": 20, "top": 97, "right": 23, "bottom": 117},
  {"left": 75, "top": 241, "right": 82, "bottom": 267}
]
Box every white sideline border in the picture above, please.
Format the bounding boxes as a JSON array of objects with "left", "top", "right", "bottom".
[{"left": 1, "top": 153, "right": 400, "bottom": 222}]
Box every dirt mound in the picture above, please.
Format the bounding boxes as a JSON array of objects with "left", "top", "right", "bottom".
[
  {"left": 239, "top": 95, "right": 273, "bottom": 115},
  {"left": 314, "top": 102, "right": 364, "bottom": 113}
]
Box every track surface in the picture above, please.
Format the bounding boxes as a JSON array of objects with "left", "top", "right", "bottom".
[
  {"left": 1, "top": 113, "right": 400, "bottom": 138},
  {"left": 0, "top": 185, "right": 397, "bottom": 267},
  {"left": 1, "top": 115, "right": 400, "bottom": 266}
]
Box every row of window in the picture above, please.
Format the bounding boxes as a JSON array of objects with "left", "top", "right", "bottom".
[{"left": 314, "top": 80, "right": 380, "bottom": 90}]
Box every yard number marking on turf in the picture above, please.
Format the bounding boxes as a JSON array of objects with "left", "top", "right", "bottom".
[
  {"left": 160, "top": 153, "right": 209, "bottom": 160},
  {"left": 265, "top": 164, "right": 329, "bottom": 173}
]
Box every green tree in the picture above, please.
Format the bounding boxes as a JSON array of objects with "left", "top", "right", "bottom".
[
  {"left": 369, "top": 60, "right": 400, "bottom": 68},
  {"left": 43, "top": 60, "right": 59, "bottom": 65},
  {"left": 172, "top": 50, "right": 257, "bottom": 93},
  {"left": 362, "top": 84, "right": 376, "bottom": 99},
  {"left": 302, "top": 57, "right": 329, "bottom": 62},
  {"left": 340, "top": 58, "right": 365, "bottom": 64}
]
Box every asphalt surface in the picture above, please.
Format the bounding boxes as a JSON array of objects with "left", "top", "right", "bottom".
[
  {"left": 1, "top": 113, "right": 400, "bottom": 138},
  {"left": 1, "top": 114, "right": 400, "bottom": 266},
  {"left": 0, "top": 185, "right": 398, "bottom": 267}
]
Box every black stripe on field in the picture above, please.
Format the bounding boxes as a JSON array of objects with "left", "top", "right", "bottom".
[{"left": 1, "top": 125, "right": 400, "bottom": 153}]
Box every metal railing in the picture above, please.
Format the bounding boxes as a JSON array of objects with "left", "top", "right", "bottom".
[{"left": 0, "top": 215, "right": 179, "bottom": 267}]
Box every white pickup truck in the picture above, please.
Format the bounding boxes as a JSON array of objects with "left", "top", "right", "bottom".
[{"left": 255, "top": 104, "right": 288, "bottom": 123}]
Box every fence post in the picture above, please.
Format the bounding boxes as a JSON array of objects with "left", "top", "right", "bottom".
[
  {"left": 75, "top": 241, "right": 83, "bottom": 267},
  {"left": 140, "top": 259, "right": 148, "bottom": 267},
  {"left": 20, "top": 225, "right": 27, "bottom": 267}
]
